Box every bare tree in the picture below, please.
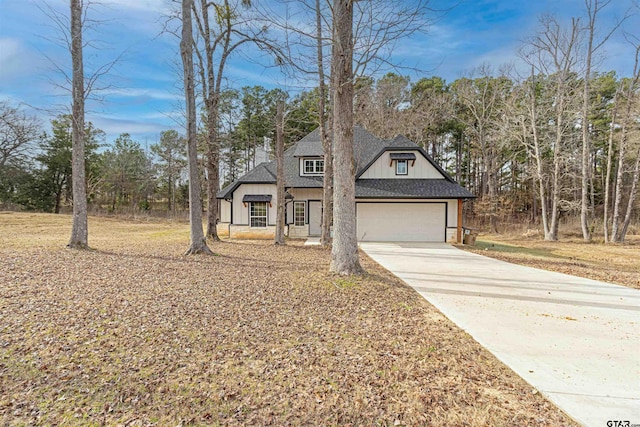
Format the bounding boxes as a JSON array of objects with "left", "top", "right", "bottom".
[
  {"left": 330, "top": 0, "right": 362, "bottom": 275},
  {"left": 274, "top": 99, "right": 286, "bottom": 245},
  {"left": 611, "top": 41, "right": 640, "bottom": 242},
  {"left": 315, "top": 0, "right": 333, "bottom": 247},
  {"left": 579, "top": 0, "right": 626, "bottom": 241},
  {"left": 516, "top": 63, "right": 555, "bottom": 240},
  {"left": 451, "top": 66, "right": 510, "bottom": 233},
  {"left": 603, "top": 84, "right": 622, "bottom": 242},
  {"left": 191, "top": 0, "right": 285, "bottom": 241},
  {"left": 181, "top": 0, "right": 212, "bottom": 255},
  {"left": 0, "top": 103, "right": 41, "bottom": 169},
  {"left": 522, "top": 15, "right": 583, "bottom": 241},
  {"left": 37, "top": 0, "right": 122, "bottom": 247},
  {"left": 67, "top": 0, "right": 89, "bottom": 249}
]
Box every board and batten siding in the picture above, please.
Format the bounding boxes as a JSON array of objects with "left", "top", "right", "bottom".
[
  {"left": 232, "top": 183, "right": 278, "bottom": 226},
  {"left": 286, "top": 188, "right": 323, "bottom": 222},
  {"left": 220, "top": 199, "right": 232, "bottom": 223},
  {"left": 286, "top": 188, "right": 323, "bottom": 238},
  {"left": 289, "top": 188, "right": 323, "bottom": 202},
  {"left": 359, "top": 150, "right": 444, "bottom": 179}
]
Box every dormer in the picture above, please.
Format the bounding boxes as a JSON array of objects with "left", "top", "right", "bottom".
[
  {"left": 389, "top": 152, "right": 417, "bottom": 175},
  {"left": 300, "top": 157, "right": 324, "bottom": 176},
  {"left": 292, "top": 132, "right": 325, "bottom": 177}
]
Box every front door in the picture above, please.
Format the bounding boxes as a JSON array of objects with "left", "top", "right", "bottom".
[{"left": 308, "top": 200, "right": 322, "bottom": 236}]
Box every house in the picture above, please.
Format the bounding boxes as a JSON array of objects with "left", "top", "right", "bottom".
[{"left": 216, "top": 126, "right": 474, "bottom": 242}]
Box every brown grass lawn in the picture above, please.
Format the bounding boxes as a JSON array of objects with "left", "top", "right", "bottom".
[
  {"left": 0, "top": 212, "right": 576, "bottom": 426},
  {"left": 461, "top": 231, "right": 640, "bottom": 290}
]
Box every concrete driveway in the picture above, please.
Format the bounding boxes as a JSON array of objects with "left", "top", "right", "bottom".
[{"left": 360, "top": 242, "right": 640, "bottom": 427}]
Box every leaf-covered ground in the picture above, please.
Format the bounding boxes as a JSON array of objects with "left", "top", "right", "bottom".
[
  {"left": 462, "top": 233, "right": 640, "bottom": 290},
  {"left": 0, "top": 213, "right": 576, "bottom": 426}
]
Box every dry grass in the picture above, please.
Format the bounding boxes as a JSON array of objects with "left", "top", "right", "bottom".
[
  {"left": 462, "top": 231, "right": 640, "bottom": 290},
  {"left": 0, "top": 212, "right": 576, "bottom": 426}
]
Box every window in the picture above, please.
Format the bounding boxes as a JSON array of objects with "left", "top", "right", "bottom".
[
  {"left": 304, "top": 160, "right": 315, "bottom": 174},
  {"left": 396, "top": 160, "right": 408, "bottom": 175},
  {"left": 294, "top": 201, "right": 305, "bottom": 226},
  {"left": 303, "top": 159, "right": 324, "bottom": 175},
  {"left": 390, "top": 152, "right": 416, "bottom": 175},
  {"left": 250, "top": 201, "right": 267, "bottom": 227}
]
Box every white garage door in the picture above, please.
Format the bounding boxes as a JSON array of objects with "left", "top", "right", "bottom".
[{"left": 356, "top": 203, "right": 446, "bottom": 242}]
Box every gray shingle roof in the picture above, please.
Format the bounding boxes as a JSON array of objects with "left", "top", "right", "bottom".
[
  {"left": 292, "top": 129, "right": 324, "bottom": 157},
  {"left": 388, "top": 135, "right": 418, "bottom": 147},
  {"left": 218, "top": 126, "right": 474, "bottom": 200},
  {"left": 352, "top": 126, "right": 388, "bottom": 174},
  {"left": 356, "top": 179, "right": 475, "bottom": 199},
  {"left": 218, "top": 162, "right": 275, "bottom": 199}
]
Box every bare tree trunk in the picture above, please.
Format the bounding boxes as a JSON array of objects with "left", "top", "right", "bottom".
[
  {"left": 581, "top": 0, "right": 623, "bottom": 241},
  {"left": 611, "top": 46, "right": 640, "bottom": 242},
  {"left": 523, "top": 15, "right": 582, "bottom": 241},
  {"left": 611, "top": 103, "right": 636, "bottom": 242},
  {"left": 549, "top": 113, "right": 563, "bottom": 241},
  {"left": 274, "top": 100, "right": 286, "bottom": 245},
  {"left": 579, "top": 96, "right": 592, "bottom": 240},
  {"left": 523, "top": 80, "right": 551, "bottom": 239},
  {"left": 317, "top": 0, "right": 333, "bottom": 248},
  {"left": 486, "top": 143, "right": 499, "bottom": 234},
  {"left": 603, "top": 90, "right": 619, "bottom": 242},
  {"left": 618, "top": 146, "right": 640, "bottom": 241},
  {"left": 192, "top": 0, "right": 221, "bottom": 241},
  {"left": 68, "top": 0, "right": 89, "bottom": 250},
  {"left": 611, "top": 125, "right": 626, "bottom": 242},
  {"left": 580, "top": 2, "right": 596, "bottom": 242},
  {"left": 330, "top": 0, "right": 362, "bottom": 275},
  {"left": 181, "top": 0, "right": 211, "bottom": 255},
  {"left": 193, "top": 0, "right": 273, "bottom": 241},
  {"left": 531, "top": 120, "right": 550, "bottom": 238},
  {"left": 205, "top": 107, "right": 221, "bottom": 240}
]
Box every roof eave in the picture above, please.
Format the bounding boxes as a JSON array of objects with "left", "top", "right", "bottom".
[
  {"left": 355, "top": 195, "right": 472, "bottom": 199},
  {"left": 216, "top": 180, "right": 276, "bottom": 199}
]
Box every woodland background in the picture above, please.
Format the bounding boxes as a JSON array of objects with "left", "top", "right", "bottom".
[{"left": 0, "top": 1, "right": 638, "bottom": 243}]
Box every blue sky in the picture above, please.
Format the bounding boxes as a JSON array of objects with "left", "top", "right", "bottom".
[{"left": 0, "top": 0, "right": 637, "bottom": 145}]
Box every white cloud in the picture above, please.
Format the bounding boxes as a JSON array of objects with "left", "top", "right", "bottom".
[
  {"left": 41, "top": 0, "right": 170, "bottom": 13},
  {"left": 103, "top": 0, "right": 170, "bottom": 13},
  {"left": 88, "top": 113, "right": 176, "bottom": 142},
  {"left": 0, "top": 37, "right": 26, "bottom": 80},
  {"left": 97, "top": 87, "right": 182, "bottom": 102},
  {"left": 467, "top": 45, "right": 521, "bottom": 72}
]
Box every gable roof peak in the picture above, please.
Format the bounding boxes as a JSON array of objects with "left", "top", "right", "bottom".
[{"left": 389, "top": 134, "right": 419, "bottom": 148}]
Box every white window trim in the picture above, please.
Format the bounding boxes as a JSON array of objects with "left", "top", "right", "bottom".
[
  {"left": 302, "top": 158, "right": 325, "bottom": 176},
  {"left": 293, "top": 201, "right": 305, "bottom": 226},
  {"left": 249, "top": 201, "right": 268, "bottom": 228},
  {"left": 396, "top": 159, "right": 408, "bottom": 175}
]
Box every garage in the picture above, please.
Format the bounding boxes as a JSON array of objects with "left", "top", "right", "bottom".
[{"left": 356, "top": 202, "right": 446, "bottom": 242}]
